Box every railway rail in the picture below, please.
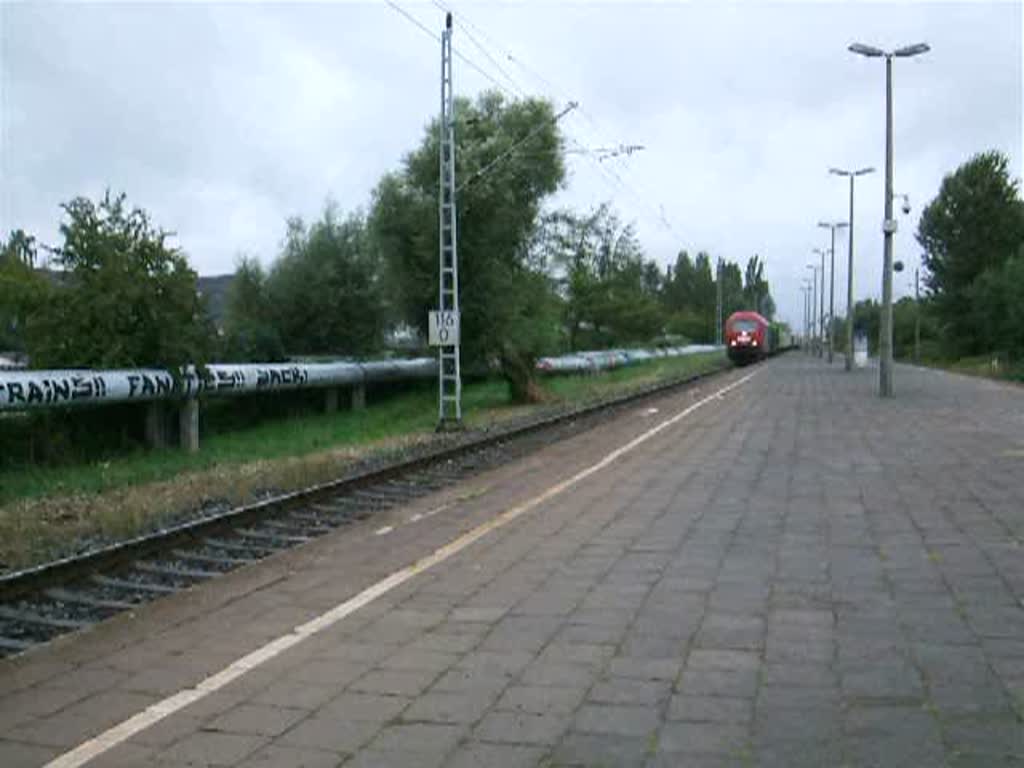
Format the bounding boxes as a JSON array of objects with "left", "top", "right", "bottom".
[{"left": 0, "top": 359, "right": 735, "bottom": 659}]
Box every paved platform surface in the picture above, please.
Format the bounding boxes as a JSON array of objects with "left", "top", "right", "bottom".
[{"left": 2, "top": 355, "right": 1023, "bottom": 767}]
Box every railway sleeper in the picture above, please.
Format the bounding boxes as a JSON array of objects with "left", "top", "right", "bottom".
[
  {"left": 44, "top": 587, "right": 136, "bottom": 612},
  {"left": 290, "top": 509, "right": 354, "bottom": 526},
  {"left": 202, "top": 537, "right": 277, "bottom": 557},
  {"left": 262, "top": 519, "right": 331, "bottom": 536},
  {"left": 234, "top": 528, "right": 311, "bottom": 544},
  {"left": 0, "top": 605, "right": 93, "bottom": 630},
  {"left": 91, "top": 575, "right": 177, "bottom": 595},
  {"left": 132, "top": 561, "right": 221, "bottom": 581},
  {"left": 170, "top": 549, "right": 255, "bottom": 568},
  {"left": 0, "top": 634, "right": 33, "bottom": 653}
]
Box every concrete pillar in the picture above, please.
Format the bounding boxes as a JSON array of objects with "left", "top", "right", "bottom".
[
  {"left": 144, "top": 403, "right": 167, "bottom": 449},
  {"left": 325, "top": 387, "right": 339, "bottom": 413},
  {"left": 351, "top": 384, "right": 366, "bottom": 411},
  {"left": 179, "top": 398, "right": 200, "bottom": 453}
]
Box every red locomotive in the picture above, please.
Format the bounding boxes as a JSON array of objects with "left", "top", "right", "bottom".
[{"left": 725, "top": 311, "right": 771, "bottom": 364}]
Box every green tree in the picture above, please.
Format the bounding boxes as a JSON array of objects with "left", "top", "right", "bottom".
[
  {"left": 0, "top": 229, "right": 47, "bottom": 352},
  {"left": 222, "top": 255, "right": 284, "bottom": 362},
  {"left": 370, "top": 91, "right": 565, "bottom": 401},
  {"left": 965, "top": 245, "right": 1024, "bottom": 360},
  {"left": 266, "top": 205, "right": 386, "bottom": 358},
  {"left": 542, "top": 204, "right": 664, "bottom": 349},
  {"left": 25, "top": 192, "right": 211, "bottom": 371},
  {"left": 719, "top": 260, "right": 744, "bottom": 319},
  {"left": 743, "top": 254, "right": 775, "bottom": 318},
  {"left": 917, "top": 150, "right": 1024, "bottom": 354}
]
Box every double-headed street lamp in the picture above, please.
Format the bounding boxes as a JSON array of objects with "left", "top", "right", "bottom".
[
  {"left": 818, "top": 221, "right": 848, "bottom": 365},
  {"left": 849, "top": 41, "right": 930, "bottom": 396},
  {"left": 829, "top": 167, "right": 875, "bottom": 371},
  {"left": 812, "top": 248, "right": 828, "bottom": 358},
  {"left": 806, "top": 262, "right": 819, "bottom": 355}
]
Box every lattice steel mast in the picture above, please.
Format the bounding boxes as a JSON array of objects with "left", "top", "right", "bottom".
[{"left": 438, "top": 12, "right": 462, "bottom": 427}]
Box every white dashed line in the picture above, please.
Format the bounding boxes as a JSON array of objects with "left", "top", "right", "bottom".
[
  {"left": 374, "top": 526, "right": 394, "bottom": 536},
  {"left": 42, "top": 370, "right": 756, "bottom": 768}
]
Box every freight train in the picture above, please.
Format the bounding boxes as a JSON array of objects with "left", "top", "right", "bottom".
[{"left": 725, "top": 311, "right": 791, "bottom": 364}]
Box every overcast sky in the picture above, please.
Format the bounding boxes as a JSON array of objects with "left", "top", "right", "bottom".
[{"left": 2, "top": 1, "right": 1021, "bottom": 330}]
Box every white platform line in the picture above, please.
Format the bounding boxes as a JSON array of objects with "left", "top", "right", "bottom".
[{"left": 43, "top": 369, "right": 756, "bottom": 768}]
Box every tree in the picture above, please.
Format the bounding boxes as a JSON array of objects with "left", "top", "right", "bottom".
[
  {"left": 266, "top": 205, "right": 386, "bottom": 358},
  {"left": 222, "top": 255, "right": 284, "bottom": 362},
  {"left": 719, "top": 260, "right": 744, "bottom": 319},
  {"left": 0, "top": 230, "right": 47, "bottom": 352},
  {"left": 542, "top": 204, "right": 665, "bottom": 350},
  {"left": 917, "top": 150, "right": 1024, "bottom": 354},
  {"left": 370, "top": 91, "right": 566, "bottom": 401},
  {"left": 25, "top": 192, "right": 211, "bottom": 371},
  {"left": 743, "top": 254, "right": 775, "bottom": 318}
]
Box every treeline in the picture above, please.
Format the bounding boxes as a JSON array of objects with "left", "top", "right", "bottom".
[
  {"left": 1, "top": 91, "right": 775, "bottom": 403},
  {"left": 846, "top": 150, "right": 1024, "bottom": 370}
]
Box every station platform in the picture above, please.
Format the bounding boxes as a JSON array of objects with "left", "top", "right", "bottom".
[{"left": 2, "top": 356, "right": 1022, "bottom": 767}]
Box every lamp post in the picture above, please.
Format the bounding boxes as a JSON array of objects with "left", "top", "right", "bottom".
[
  {"left": 829, "top": 167, "right": 875, "bottom": 371},
  {"left": 818, "top": 221, "right": 848, "bottom": 365},
  {"left": 806, "top": 263, "right": 819, "bottom": 356},
  {"left": 801, "top": 281, "right": 812, "bottom": 351},
  {"left": 812, "top": 249, "right": 828, "bottom": 358},
  {"left": 849, "top": 41, "right": 930, "bottom": 396}
]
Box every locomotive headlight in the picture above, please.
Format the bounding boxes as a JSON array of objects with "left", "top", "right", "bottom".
[{"left": 752, "top": 340, "right": 758, "bottom": 347}]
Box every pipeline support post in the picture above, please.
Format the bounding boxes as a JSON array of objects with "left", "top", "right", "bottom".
[
  {"left": 351, "top": 384, "right": 366, "bottom": 411},
  {"left": 325, "top": 387, "right": 339, "bottom": 414},
  {"left": 144, "top": 402, "right": 167, "bottom": 450},
  {"left": 179, "top": 398, "right": 200, "bottom": 453}
]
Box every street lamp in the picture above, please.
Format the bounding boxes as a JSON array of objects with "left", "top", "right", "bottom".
[
  {"left": 830, "top": 167, "right": 875, "bottom": 372},
  {"left": 849, "top": 40, "right": 930, "bottom": 396},
  {"left": 818, "top": 221, "right": 849, "bottom": 365},
  {"left": 801, "top": 280, "right": 813, "bottom": 351},
  {"left": 812, "top": 249, "right": 828, "bottom": 358},
  {"left": 806, "top": 263, "right": 819, "bottom": 356}
]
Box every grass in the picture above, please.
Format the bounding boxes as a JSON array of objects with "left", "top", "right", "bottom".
[
  {"left": 0, "top": 350, "right": 727, "bottom": 570},
  {"left": 905, "top": 353, "right": 1024, "bottom": 385}
]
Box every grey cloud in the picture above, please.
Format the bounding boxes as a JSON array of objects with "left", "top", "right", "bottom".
[{"left": 1, "top": 1, "right": 1020, "bottom": 331}]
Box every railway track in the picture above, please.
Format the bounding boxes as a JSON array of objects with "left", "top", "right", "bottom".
[{"left": 0, "top": 361, "right": 733, "bottom": 658}]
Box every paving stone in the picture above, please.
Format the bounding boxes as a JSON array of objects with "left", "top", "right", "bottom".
[
  {"left": 573, "top": 704, "right": 661, "bottom": 737},
  {"left": 278, "top": 716, "right": 380, "bottom": 753},
  {"left": 157, "top": 730, "right": 267, "bottom": 766},
  {"left": 444, "top": 742, "right": 546, "bottom": 768},
  {"left": 237, "top": 744, "right": 343, "bottom": 768},
  {"left": 208, "top": 703, "right": 308, "bottom": 737},
  {"left": 494, "top": 685, "right": 586, "bottom": 716},
  {"left": 252, "top": 681, "right": 339, "bottom": 710},
  {"left": 656, "top": 721, "right": 750, "bottom": 755},
  {"left": 668, "top": 694, "right": 753, "bottom": 723},
  {"left": 0, "top": 740, "right": 62, "bottom": 768},
  {"left": 377, "top": 649, "right": 460, "bottom": 673},
  {"left": 844, "top": 705, "right": 946, "bottom": 768},
  {"left": 588, "top": 677, "right": 671, "bottom": 706},
  {"left": 473, "top": 710, "right": 570, "bottom": 745},
  {"left": 551, "top": 732, "right": 651, "bottom": 768},
  {"left": 519, "top": 661, "right": 596, "bottom": 688},
  {"left": 349, "top": 669, "right": 437, "bottom": 698},
  {"left": 368, "top": 722, "right": 464, "bottom": 753},
  {"left": 343, "top": 749, "right": 448, "bottom": 768},
  {"left": 695, "top": 613, "right": 766, "bottom": 650},
  {"left": 401, "top": 690, "right": 495, "bottom": 724},
  {"left": 607, "top": 657, "right": 682, "bottom": 681},
  {"left": 318, "top": 692, "right": 411, "bottom": 722}
]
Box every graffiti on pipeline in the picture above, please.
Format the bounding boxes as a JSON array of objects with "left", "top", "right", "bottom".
[{"left": 0, "top": 374, "right": 111, "bottom": 406}]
